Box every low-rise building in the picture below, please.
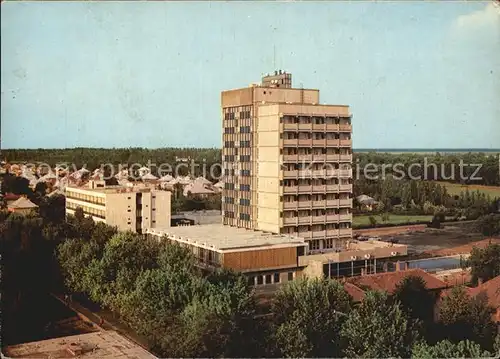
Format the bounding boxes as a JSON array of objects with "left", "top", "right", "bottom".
[
  {"left": 145, "top": 224, "right": 408, "bottom": 285},
  {"left": 7, "top": 196, "right": 38, "bottom": 215},
  {"left": 4, "top": 330, "right": 157, "bottom": 359},
  {"left": 65, "top": 181, "right": 171, "bottom": 234}
]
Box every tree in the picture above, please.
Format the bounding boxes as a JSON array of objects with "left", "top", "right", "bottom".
[
  {"left": 475, "top": 214, "right": 500, "bottom": 236},
  {"left": 341, "top": 291, "right": 419, "bottom": 358},
  {"left": 271, "top": 278, "right": 352, "bottom": 358},
  {"left": 465, "top": 243, "right": 500, "bottom": 284},
  {"left": 177, "top": 273, "right": 258, "bottom": 358},
  {"left": 380, "top": 212, "right": 390, "bottom": 223},
  {"left": 438, "top": 286, "right": 496, "bottom": 351},
  {"left": 429, "top": 214, "right": 442, "bottom": 229},
  {"left": 411, "top": 340, "right": 492, "bottom": 358},
  {"left": 393, "top": 275, "right": 437, "bottom": 338}
]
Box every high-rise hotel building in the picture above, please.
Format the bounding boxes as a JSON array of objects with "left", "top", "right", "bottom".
[{"left": 222, "top": 71, "right": 353, "bottom": 252}]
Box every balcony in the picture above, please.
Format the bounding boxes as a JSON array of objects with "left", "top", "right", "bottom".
[
  {"left": 326, "top": 139, "right": 340, "bottom": 147},
  {"left": 298, "top": 154, "right": 313, "bottom": 162},
  {"left": 339, "top": 154, "right": 352, "bottom": 162},
  {"left": 283, "top": 154, "right": 298, "bottom": 162},
  {"left": 326, "top": 154, "right": 339, "bottom": 161},
  {"left": 283, "top": 202, "right": 297, "bottom": 210},
  {"left": 298, "top": 216, "right": 312, "bottom": 224},
  {"left": 298, "top": 201, "right": 311, "bottom": 209},
  {"left": 312, "top": 185, "right": 326, "bottom": 192},
  {"left": 298, "top": 123, "right": 312, "bottom": 130},
  {"left": 340, "top": 139, "right": 352, "bottom": 147},
  {"left": 312, "top": 124, "right": 326, "bottom": 131},
  {"left": 312, "top": 154, "right": 326, "bottom": 161},
  {"left": 284, "top": 186, "right": 299, "bottom": 193},
  {"left": 283, "top": 170, "right": 299, "bottom": 178},
  {"left": 298, "top": 139, "right": 312, "bottom": 146},
  {"left": 283, "top": 139, "right": 298, "bottom": 146},
  {"left": 339, "top": 124, "right": 352, "bottom": 132},
  {"left": 312, "top": 139, "right": 326, "bottom": 146},
  {"left": 339, "top": 199, "right": 352, "bottom": 207},
  {"left": 326, "top": 229, "right": 340, "bottom": 236},
  {"left": 312, "top": 200, "right": 326, "bottom": 208},
  {"left": 340, "top": 184, "right": 352, "bottom": 192},
  {"left": 283, "top": 123, "right": 298, "bottom": 131},
  {"left": 312, "top": 230, "right": 327, "bottom": 238},
  {"left": 297, "top": 231, "right": 312, "bottom": 239},
  {"left": 283, "top": 217, "right": 298, "bottom": 225},
  {"left": 339, "top": 213, "right": 353, "bottom": 221},
  {"left": 312, "top": 216, "right": 326, "bottom": 223},
  {"left": 339, "top": 228, "right": 352, "bottom": 236}
]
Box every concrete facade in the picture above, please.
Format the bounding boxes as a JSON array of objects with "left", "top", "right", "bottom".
[
  {"left": 65, "top": 181, "right": 171, "bottom": 233},
  {"left": 222, "top": 71, "right": 353, "bottom": 252}
]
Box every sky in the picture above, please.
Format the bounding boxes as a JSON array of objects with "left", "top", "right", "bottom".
[{"left": 1, "top": 1, "right": 499, "bottom": 150}]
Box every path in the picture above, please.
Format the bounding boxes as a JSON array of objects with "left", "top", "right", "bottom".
[{"left": 50, "top": 293, "right": 151, "bottom": 352}]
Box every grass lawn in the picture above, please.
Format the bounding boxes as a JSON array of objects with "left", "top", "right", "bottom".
[
  {"left": 353, "top": 214, "right": 434, "bottom": 227},
  {"left": 436, "top": 182, "right": 500, "bottom": 198}
]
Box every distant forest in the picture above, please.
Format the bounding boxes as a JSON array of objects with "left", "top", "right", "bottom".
[{"left": 2, "top": 148, "right": 499, "bottom": 186}]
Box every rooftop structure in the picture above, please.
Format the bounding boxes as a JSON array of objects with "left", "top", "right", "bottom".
[
  {"left": 4, "top": 330, "right": 158, "bottom": 359},
  {"left": 147, "top": 223, "right": 306, "bottom": 252}
]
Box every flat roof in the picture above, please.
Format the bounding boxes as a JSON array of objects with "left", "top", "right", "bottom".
[
  {"left": 4, "top": 330, "right": 157, "bottom": 359},
  {"left": 146, "top": 224, "right": 307, "bottom": 252},
  {"left": 65, "top": 184, "right": 156, "bottom": 194}
]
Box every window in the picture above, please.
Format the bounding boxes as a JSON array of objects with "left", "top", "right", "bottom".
[
  {"left": 257, "top": 276, "right": 263, "bottom": 285},
  {"left": 239, "top": 213, "right": 250, "bottom": 221},
  {"left": 265, "top": 274, "right": 272, "bottom": 284},
  {"left": 240, "top": 169, "right": 250, "bottom": 176},
  {"left": 240, "top": 184, "right": 250, "bottom": 191},
  {"left": 287, "top": 272, "right": 294, "bottom": 281},
  {"left": 274, "top": 273, "right": 280, "bottom": 283},
  {"left": 324, "top": 239, "right": 334, "bottom": 249},
  {"left": 240, "top": 126, "right": 251, "bottom": 133},
  {"left": 127, "top": 209, "right": 131, "bottom": 212},
  {"left": 240, "top": 198, "right": 250, "bottom": 206},
  {"left": 310, "top": 240, "right": 320, "bottom": 251},
  {"left": 240, "top": 155, "right": 250, "bottom": 162},
  {"left": 127, "top": 197, "right": 131, "bottom": 200},
  {"left": 248, "top": 276, "right": 255, "bottom": 286}
]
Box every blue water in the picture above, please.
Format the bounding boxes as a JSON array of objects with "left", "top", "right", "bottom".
[{"left": 406, "top": 256, "right": 463, "bottom": 272}]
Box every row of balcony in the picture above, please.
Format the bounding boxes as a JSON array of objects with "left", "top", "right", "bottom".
[
  {"left": 282, "top": 154, "right": 352, "bottom": 162},
  {"left": 284, "top": 184, "right": 352, "bottom": 194},
  {"left": 289, "top": 228, "right": 352, "bottom": 239},
  {"left": 283, "top": 139, "right": 352, "bottom": 147},
  {"left": 283, "top": 213, "right": 352, "bottom": 225},
  {"left": 283, "top": 169, "right": 352, "bottom": 178},
  {"left": 283, "top": 199, "right": 352, "bottom": 209},
  {"left": 282, "top": 123, "right": 352, "bottom": 132}
]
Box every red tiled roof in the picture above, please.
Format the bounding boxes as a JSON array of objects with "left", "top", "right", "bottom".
[
  {"left": 470, "top": 276, "right": 500, "bottom": 310},
  {"left": 3, "top": 193, "right": 20, "bottom": 201},
  {"left": 347, "top": 269, "right": 448, "bottom": 294},
  {"left": 343, "top": 282, "right": 366, "bottom": 302}
]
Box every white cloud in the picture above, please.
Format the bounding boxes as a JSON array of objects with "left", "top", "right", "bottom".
[{"left": 455, "top": 2, "right": 500, "bottom": 29}]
